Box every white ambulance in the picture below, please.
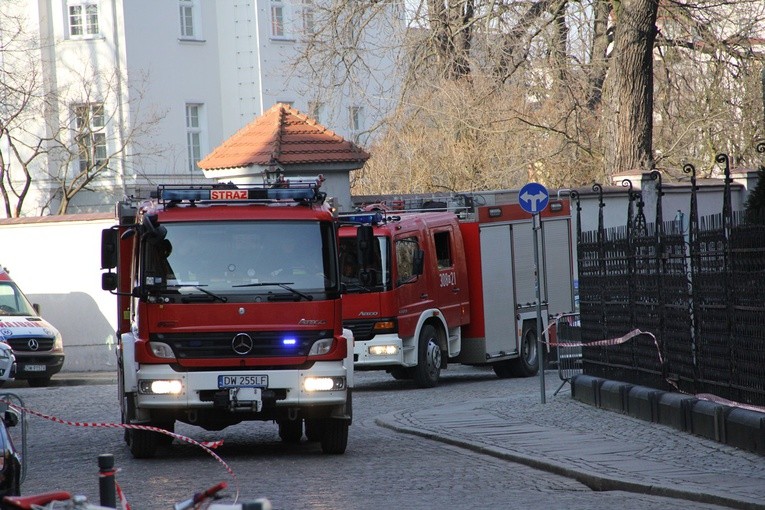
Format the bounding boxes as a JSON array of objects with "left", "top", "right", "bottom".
[{"left": 0, "top": 267, "right": 64, "bottom": 386}]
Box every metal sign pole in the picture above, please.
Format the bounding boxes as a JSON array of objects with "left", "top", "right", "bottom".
[
  {"left": 518, "top": 181, "right": 549, "bottom": 404},
  {"left": 533, "top": 212, "right": 546, "bottom": 404}
]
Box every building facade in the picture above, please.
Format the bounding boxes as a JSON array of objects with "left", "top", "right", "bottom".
[{"left": 1, "top": 0, "right": 401, "bottom": 216}]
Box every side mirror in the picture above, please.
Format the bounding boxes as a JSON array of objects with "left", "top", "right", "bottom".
[
  {"left": 101, "top": 228, "right": 119, "bottom": 269},
  {"left": 102, "top": 272, "right": 118, "bottom": 291},
  {"left": 33, "top": 303, "right": 41, "bottom": 315}
]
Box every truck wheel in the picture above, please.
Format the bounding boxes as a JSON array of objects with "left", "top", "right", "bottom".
[
  {"left": 305, "top": 419, "right": 324, "bottom": 442},
  {"left": 413, "top": 324, "right": 442, "bottom": 388},
  {"left": 320, "top": 419, "right": 348, "bottom": 454},
  {"left": 278, "top": 419, "right": 303, "bottom": 444},
  {"left": 156, "top": 420, "right": 175, "bottom": 446},
  {"left": 127, "top": 428, "right": 159, "bottom": 459},
  {"left": 389, "top": 367, "right": 412, "bottom": 380},
  {"left": 511, "top": 324, "right": 539, "bottom": 377}
]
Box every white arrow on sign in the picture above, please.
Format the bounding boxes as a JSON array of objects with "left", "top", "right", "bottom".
[{"left": 520, "top": 191, "right": 547, "bottom": 212}]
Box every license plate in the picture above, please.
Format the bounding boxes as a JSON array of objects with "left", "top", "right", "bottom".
[
  {"left": 23, "top": 364, "right": 46, "bottom": 372},
  {"left": 218, "top": 374, "right": 268, "bottom": 388}
]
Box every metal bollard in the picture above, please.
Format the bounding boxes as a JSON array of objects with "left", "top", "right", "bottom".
[{"left": 98, "top": 454, "right": 117, "bottom": 508}]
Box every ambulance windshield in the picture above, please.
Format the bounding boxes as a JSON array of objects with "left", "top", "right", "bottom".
[
  {"left": 142, "top": 220, "right": 338, "bottom": 299},
  {"left": 0, "top": 282, "right": 38, "bottom": 316},
  {"left": 338, "top": 236, "right": 390, "bottom": 293}
]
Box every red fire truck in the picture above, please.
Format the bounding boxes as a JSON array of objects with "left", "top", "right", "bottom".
[
  {"left": 100, "top": 179, "right": 354, "bottom": 458},
  {"left": 338, "top": 193, "right": 575, "bottom": 387}
]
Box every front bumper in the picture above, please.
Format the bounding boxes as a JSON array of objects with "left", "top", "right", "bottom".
[
  {"left": 133, "top": 361, "right": 348, "bottom": 410},
  {"left": 353, "top": 333, "right": 409, "bottom": 367},
  {"left": 14, "top": 355, "right": 64, "bottom": 380}
]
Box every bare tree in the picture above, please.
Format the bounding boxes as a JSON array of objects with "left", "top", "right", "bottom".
[
  {"left": 0, "top": 1, "right": 166, "bottom": 217},
  {"left": 295, "top": 0, "right": 765, "bottom": 194}
]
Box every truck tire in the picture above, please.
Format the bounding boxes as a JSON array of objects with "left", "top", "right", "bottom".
[
  {"left": 320, "top": 419, "right": 348, "bottom": 454},
  {"left": 413, "top": 324, "right": 442, "bottom": 388},
  {"left": 127, "top": 428, "right": 159, "bottom": 459},
  {"left": 278, "top": 419, "right": 303, "bottom": 444},
  {"left": 305, "top": 419, "right": 324, "bottom": 442},
  {"left": 389, "top": 367, "right": 412, "bottom": 381},
  {"left": 511, "top": 323, "right": 539, "bottom": 377}
]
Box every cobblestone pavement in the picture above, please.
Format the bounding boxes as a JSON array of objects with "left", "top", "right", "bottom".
[
  {"left": 5, "top": 369, "right": 763, "bottom": 509},
  {"left": 375, "top": 375, "right": 765, "bottom": 510}
]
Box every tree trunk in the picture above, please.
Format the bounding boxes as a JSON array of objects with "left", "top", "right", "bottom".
[{"left": 602, "top": 0, "right": 659, "bottom": 176}]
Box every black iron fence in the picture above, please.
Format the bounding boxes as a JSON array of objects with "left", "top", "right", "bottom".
[{"left": 573, "top": 153, "right": 765, "bottom": 406}]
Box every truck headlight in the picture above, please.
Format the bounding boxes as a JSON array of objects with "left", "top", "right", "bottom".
[
  {"left": 139, "top": 379, "right": 183, "bottom": 395},
  {"left": 369, "top": 345, "right": 398, "bottom": 356},
  {"left": 308, "top": 338, "right": 334, "bottom": 356},
  {"left": 304, "top": 376, "right": 345, "bottom": 392},
  {"left": 149, "top": 341, "right": 175, "bottom": 359}
]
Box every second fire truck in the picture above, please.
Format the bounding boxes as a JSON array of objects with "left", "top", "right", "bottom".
[{"left": 338, "top": 193, "right": 575, "bottom": 387}]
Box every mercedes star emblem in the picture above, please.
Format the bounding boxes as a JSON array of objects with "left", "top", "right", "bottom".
[{"left": 231, "top": 333, "right": 254, "bottom": 355}]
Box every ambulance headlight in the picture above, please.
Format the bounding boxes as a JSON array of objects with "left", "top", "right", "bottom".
[
  {"left": 149, "top": 342, "right": 175, "bottom": 359},
  {"left": 303, "top": 376, "right": 345, "bottom": 392},
  {"left": 53, "top": 332, "right": 64, "bottom": 351},
  {"left": 308, "top": 338, "right": 334, "bottom": 356},
  {"left": 139, "top": 379, "right": 183, "bottom": 395},
  {"left": 369, "top": 345, "right": 398, "bottom": 356}
]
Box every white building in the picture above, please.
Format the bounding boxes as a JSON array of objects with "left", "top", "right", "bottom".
[{"left": 0, "top": 0, "right": 402, "bottom": 216}]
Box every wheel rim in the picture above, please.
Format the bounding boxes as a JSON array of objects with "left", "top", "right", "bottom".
[
  {"left": 523, "top": 330, "right": 538, "bottom": 367},
  {"left": 425, "top": 337, "right": 441, "bottom": 379}
]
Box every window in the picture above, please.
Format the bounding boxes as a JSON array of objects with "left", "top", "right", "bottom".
[
  {"left": 68, "top": 1, "right": 99, "bottom": 38},
  {"left": 186, "top": 104, "right": 203, "bottom": 173},
  {"left": 308, "top": 101, "right": 323, "bottom": 123},
  {"left": 179, "top": 0, "right": 202, "bottom": 39},
  {"left": 396, "top": 237, "right": 420, "bottom": 284},
  {"left": 434, "top": 231, "right": 453, "bottom": 269},
  {"left": 179, "top": 1, "right": 194, "bottom": 38},
  {"left": 74, "top": 103, "right": 106, "bottom": 172},
  {"left": 271, "top": 1, "right": 285, "bottom": 37},
  {"left": 302, "top": 0, "right": 315, "bottom": 35},
  {"left": 349, "top": 106, "right": 364, "bottom": 138}
]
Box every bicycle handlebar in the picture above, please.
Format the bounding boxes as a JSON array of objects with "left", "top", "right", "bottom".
[{"left": 173, "top": 482, "right": 228, "bottom": 510}]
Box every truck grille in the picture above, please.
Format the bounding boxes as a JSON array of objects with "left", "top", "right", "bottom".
[
  {"left": 6, "top": 337, "right": 54, "bottom": 352},
  {"left": 151, "top": 331, "right": 330, "bottom": 359},
  {"left": 344, "top": 320, "right": 377, "bottom": 341}
]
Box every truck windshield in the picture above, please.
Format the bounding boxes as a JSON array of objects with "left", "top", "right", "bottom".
[
  {"left": 0, "top": 282, "right": 38, "bottom": 316},
  {"left": 142, "top": 220, "right": 338, "bottom": 300},
  {"left": 338, "top": 236, "right": 390, "bottom": 293}
]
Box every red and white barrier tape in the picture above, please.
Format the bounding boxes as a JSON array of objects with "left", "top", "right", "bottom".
[
  {"left": 0, "top": 399, "right": 239, "bottom": 505},
  {"left": 546, "top": 318, "right": 765, "bottom": 414}
]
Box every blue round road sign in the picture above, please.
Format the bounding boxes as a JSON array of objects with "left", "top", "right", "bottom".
[{"left": 518, "top": 182, "right": 549, "bottom": 214}]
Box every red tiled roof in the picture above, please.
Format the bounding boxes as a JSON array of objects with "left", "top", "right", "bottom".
[{"left": 198, "top": 103, "right": 370, "bottom": 170}]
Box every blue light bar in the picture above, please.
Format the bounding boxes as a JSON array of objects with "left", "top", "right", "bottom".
[
  {"left": 282, "top": 338, "right": 297, "bottom": 346},
  {"left": 161, "top": 189, "right": 211, "bottom": 201},
  {"left": 342, "top": 212, "right": 383, "bottom": 224},
  {"left": 267, "top": 188, "right": 315, "bottom": 200}
]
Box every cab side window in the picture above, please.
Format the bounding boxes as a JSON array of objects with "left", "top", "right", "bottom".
[
  {"left": 434, "top": 231, "right": 452, "bottom": 269},
  {"left": 396, "top": 237, "right": 419, "bottom": 284}
]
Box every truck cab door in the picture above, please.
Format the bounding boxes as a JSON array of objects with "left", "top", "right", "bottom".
[
  {"left": 431, "top": 226, "right": 469, "bottom": 327},
  {"left": 394, "top": 235, "right": 430, "bottom": 338}
]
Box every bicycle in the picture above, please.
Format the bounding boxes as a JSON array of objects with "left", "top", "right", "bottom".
[{"left": 2, "top": 481, "right": 272, "bottom": 510}]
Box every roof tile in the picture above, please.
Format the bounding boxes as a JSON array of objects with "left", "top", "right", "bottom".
[{"left": 198, "top": 103, "right": 370, "bottom": 170}]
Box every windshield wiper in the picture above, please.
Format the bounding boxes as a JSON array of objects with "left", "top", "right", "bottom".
[
  {"left": 172, "top": 285, "right": 228, "bottom": 303},
  {"left": 232, "top": 282, "right": 313, "bottom": 301}
]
